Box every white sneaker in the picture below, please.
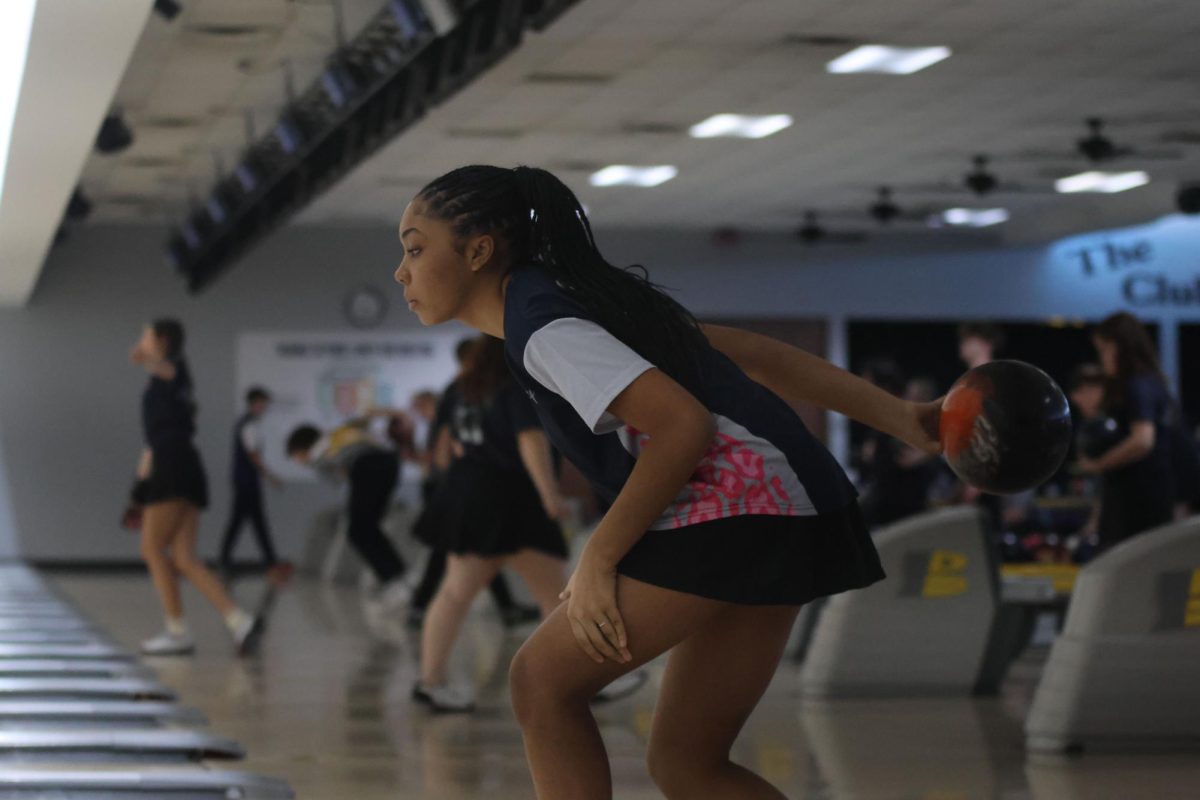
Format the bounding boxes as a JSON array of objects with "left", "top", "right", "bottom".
[
  {"left": 376, "top": 578, "right": 412, "bottom": 612},
  {"left": 592, "top": 669, "right": 648, "bottom": 705},
  {"left": 230, "top": 614, "right": 263, "bottom": 656},
  {"left": 141, "top": 630, "right": 195, "bottom": 656},
  {"left": 412, "top": 682, "right": 475, "bottom": 713}
]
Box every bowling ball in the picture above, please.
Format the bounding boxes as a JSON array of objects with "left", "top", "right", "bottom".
[
  {"left": 939, "top": 360, "right": 1072, "bottom": 494},
  {"left": 1076, "top": 415, "right": 1123, "bottom": 460}
]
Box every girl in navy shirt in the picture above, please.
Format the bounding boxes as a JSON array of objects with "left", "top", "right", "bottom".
[
  {"left": 1079, "top": 312, "right": 1177, "bottom": 550},
  {"left": 413, "top": 335, "right": 569, "bottom": 712},
  {"left": 130, "top": 319, "right": 260, "bottom": 656},
  {"left": 393, "top": 166, "right": 941, "bottom": 799}
]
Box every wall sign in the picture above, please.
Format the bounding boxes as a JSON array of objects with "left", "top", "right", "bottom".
[
  {"left": 236, "top": 330, "right": 460, "bottom": 481},
  {"left": 1064, "top": 238, "right": 1200, "bottom": 307}
]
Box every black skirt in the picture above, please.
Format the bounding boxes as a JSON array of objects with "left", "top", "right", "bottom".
[
  {"left": 418, "top": 457, "right": 567, "bottom": 558},
  {"left": 143, "top": 440, "right": 209, "bottom": 510},
  {"left": 616, "top": 502, "right": 884, "bottom": 606}
]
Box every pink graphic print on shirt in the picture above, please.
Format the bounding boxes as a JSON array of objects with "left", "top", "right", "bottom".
[{"left": 626, "top": 427, "right": 794, "bottom": 528}]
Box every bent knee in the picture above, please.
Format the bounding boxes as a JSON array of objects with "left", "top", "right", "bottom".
[
  {"left": 508, "top": 642, "right": 546, "bottom": 726},
  {"left": 508, "top": 641, "right": 586, "bottom": 727},
  {"left": 509, "top": 638, "right": 614, "bottom": 729},
  {"left": 648, "top": 743, "right": 712, "bottom": 798}
]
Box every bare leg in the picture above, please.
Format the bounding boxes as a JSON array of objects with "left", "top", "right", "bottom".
[
  {"left": 140, "top": 501, "right": 187, "bottom": 619},
  {"left": 506, "top": 549, "right": 567, "bottom": 617},
  {"left": 169, "top": 505, "right": 237, "bottom": 617},
  {"left": 509, "top": 576, "right": 728, "bottom": 800},
  {"left": 646, "top": 603, "right": 800, "bottom": 799},
  {"left": 420, "top": 554, "right": 502, "bottom": 686}
]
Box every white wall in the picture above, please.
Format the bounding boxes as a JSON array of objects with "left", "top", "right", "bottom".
[
  {"left": 0, "top": 215, "right": 1198, "bottom": 561},
  {"left": 0, "top": 223, "right": 455, "bottom": 561}
]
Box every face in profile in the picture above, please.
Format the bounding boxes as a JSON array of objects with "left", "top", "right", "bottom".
[
  {"left": 394, "top": 201, "right": 481, "bottom": 326},
  {"left": 130, "top": 326, "right": 165, "bottom": 365}
]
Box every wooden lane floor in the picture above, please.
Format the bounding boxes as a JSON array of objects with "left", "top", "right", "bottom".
[{"left": 47, "top": 572, "right": 1200, "bottom": 800}]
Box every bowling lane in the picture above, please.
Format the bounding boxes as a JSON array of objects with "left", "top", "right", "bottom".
[{"left": 47, "top": 571, "right": 1200, "bottom": 800}]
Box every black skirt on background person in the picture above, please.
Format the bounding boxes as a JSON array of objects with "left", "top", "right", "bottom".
[
  {"left": 429, "top": 457, "right": 567, "bottom": 558},
  {"left": 143, "top": 439, "right": 209, "bottom": 509},
  {"left": 416, "top": 381, "right": 566, "bottom": 558}
]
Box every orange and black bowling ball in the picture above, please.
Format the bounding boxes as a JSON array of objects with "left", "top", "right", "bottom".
[{"left": 940, "top": 360, "right": 1072, "bottom": 494}]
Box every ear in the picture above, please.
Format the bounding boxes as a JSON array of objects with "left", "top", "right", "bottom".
[{"left": 465, "top": 234, "right": 495, "bottom": 273}]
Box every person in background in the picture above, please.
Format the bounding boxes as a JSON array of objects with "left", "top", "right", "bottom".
[
  {"left": 853, "top": 358, "right": 905, "bottom": 488},
  {"left": 857, "top": 361, "right": 941, "bottom": 527},
  {"left": 412, "top": 336, "right": 572, "bottom": 712},
  {"left": 130, "top": 319, "right": 261, "bottom": 656},
  {"left": 286, "top": 415, "right": 411, "bottom": 611},
  {"left": 1067, "top": 364, "right": 1111, "bottom": 545},
  {"left": 1069, "top": 365, "right": 1109, "bottom": 440},
  {"left": 957, "top": 321, "right": 1004, "bottom": 371},
  {"left": 218, "top": 386, "right": 293, "bottom": 587},
  {"left": 1079, "top": 313, "right": 1176, "bottom": 551},
  {"left": 403, "top": 390, "right": 441, "bottom": 467},
  {"left": 406, "top": 339, "right": 537, "bottom": 631}
]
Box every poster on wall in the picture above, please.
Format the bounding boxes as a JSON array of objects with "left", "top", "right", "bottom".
[{"left": 236, "top": 330, "right": 462, "bottom": 482}]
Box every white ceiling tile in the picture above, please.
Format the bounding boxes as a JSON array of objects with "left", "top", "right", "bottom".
[{"left": 82, "top": 0, "right": 1200, "bottom": 235}]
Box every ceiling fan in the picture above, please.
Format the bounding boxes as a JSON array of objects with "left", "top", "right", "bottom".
[
  {"left": 794, "top": 210, "right": 869, "bottom": 245},
  {"left": 1015, "top": 117, "right": 1184, "bottom": 164},
  {"left": 904, "top": 155, "right": 1055, "bottom": 197}
]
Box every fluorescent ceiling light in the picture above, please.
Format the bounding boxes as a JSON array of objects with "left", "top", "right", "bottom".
[
  {"left": 1055, "top": 170, "right": 1150, "bottom": 194},
  {"left": 936, "top": 208, "right": 1009, "bottom": 228},
  {"left": 0, "top": 0, "right": 38, "bottom": 211},
  {"left": 827, "top": 45, "right": 951, "bottom": 75},
  {"left": 590, "top": 165, "right": 677, "bottom": 187},
  {"left": 689, "top": 114, "right": 793, "bottom": 139}
]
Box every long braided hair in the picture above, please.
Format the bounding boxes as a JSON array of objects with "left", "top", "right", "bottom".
[{"left": 415, "top": 165, "right": 707, "bottom": 395}]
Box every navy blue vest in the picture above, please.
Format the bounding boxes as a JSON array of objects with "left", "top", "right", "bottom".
[{"left": 232, "top": 412, "right": 259, "bottom": 487}]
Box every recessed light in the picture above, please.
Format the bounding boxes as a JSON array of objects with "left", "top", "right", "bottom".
[
  {"left": 933, "top": 208, "right": 1010, "bottom": 228},
  {"left": 1055, "top": 171, "right": 1150, "bottom": 194},
  {"left": 689, "top": 114, "right": 793, "bottom": 139},
  {"left": 589, "top": 165, "right": 677, "bottom": 188},
  {"left": 827, "top": 45, "right": 951, "bottom": 75}
]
